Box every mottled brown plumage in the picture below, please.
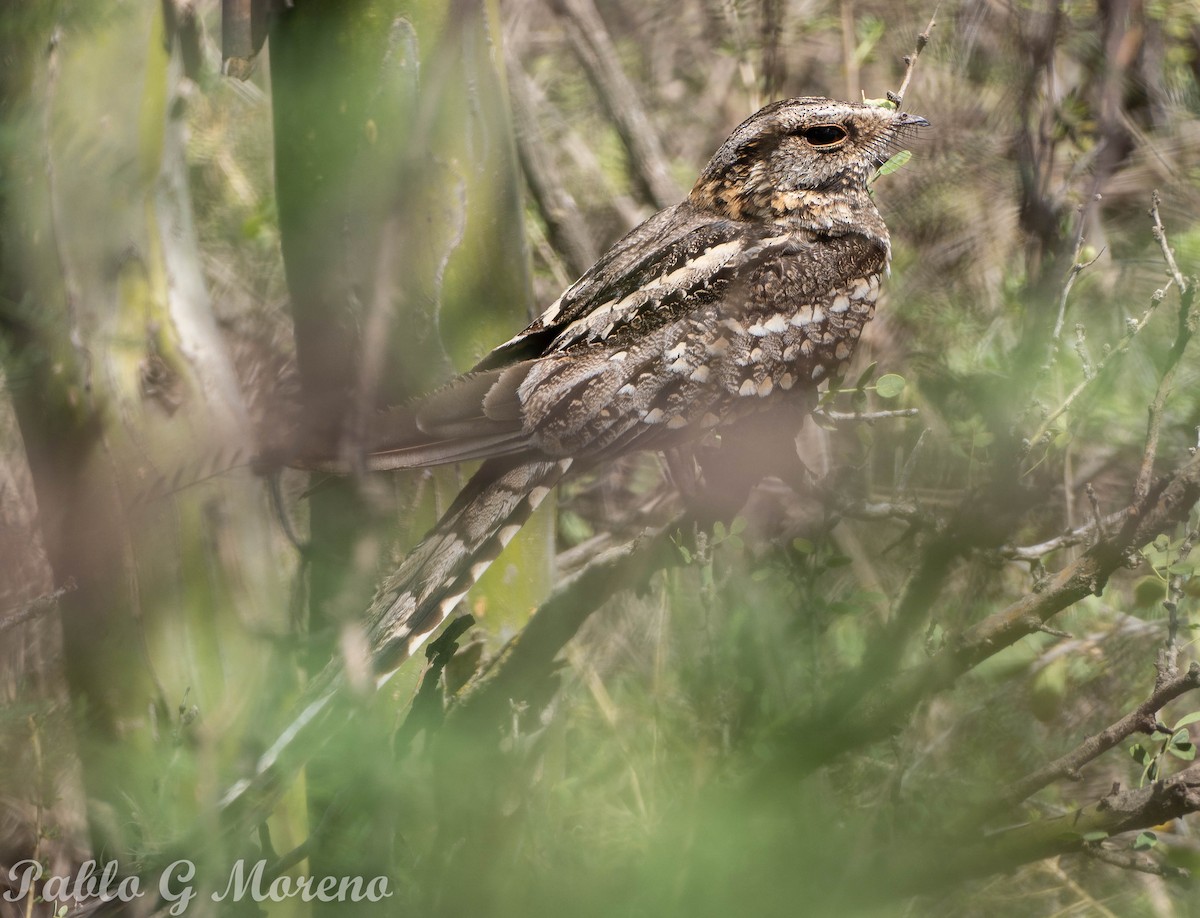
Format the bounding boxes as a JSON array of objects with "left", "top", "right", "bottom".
[{"left": 310, "top": 97, "right": 928, "bottom": 676}]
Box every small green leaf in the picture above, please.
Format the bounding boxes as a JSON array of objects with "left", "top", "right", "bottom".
[
  {"left": 875, "top": 149, "right": 913, "bottom": 177},
  {"left": 730, "top": 517, "right": 748, "bottom": 536},
  {"left": 1080, "top": 830, "right": 1109, "bottom": 842},
  {"left": 1130, "top": 743, "right": 1149, "bottom": 765},
  {"left": 713, "top": 521, "right": 726, "bottom": 540},
  {"left": 862, "top": 96, "right": 898, "bottom": 110},
  {"left": 792, "top": 538, "right": 814, "bottom": 555},
  {"left": 853, "top": 361, "right": 878, "bottom": 391},
  {"left": 1168, "top": 741, "right": 1195, "bottom": 761},
  {"left": 1172, "top": 711, "right": 1200, "bottom": 731},
  {"left": 875, "top": 373, "right": 906, "bottom": 399},
  {"left": 1133, "top": 831, "right": 1158, "bottom": 851}
]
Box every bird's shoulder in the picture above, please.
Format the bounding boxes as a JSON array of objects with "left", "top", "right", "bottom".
[{"left": 475, "top": 203, "right": 818, "bottom": 370}]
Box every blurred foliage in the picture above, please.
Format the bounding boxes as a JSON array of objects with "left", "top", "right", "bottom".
[{"left": 2, "top": 1, "right": 1200, "bottom": 917}]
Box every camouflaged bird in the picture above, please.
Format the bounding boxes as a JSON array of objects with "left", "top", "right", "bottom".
[{"left": 316, "top": 96, "right": 928, "bottom": 678}]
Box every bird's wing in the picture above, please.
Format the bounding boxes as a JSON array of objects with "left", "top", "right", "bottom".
[{"left": 358, "top": 206, "right": 802, "bottom": 470}]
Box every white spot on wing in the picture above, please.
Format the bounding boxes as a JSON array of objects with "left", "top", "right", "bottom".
[
  {"left": 763, "top": 314, "right": 788, "bottom": 334},
  {"left": 738, "top": 378, "right": 756, "bottom": 397}
]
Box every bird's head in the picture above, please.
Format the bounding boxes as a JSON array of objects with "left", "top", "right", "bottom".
[{"left": 689, "top": 97, "right": 929, "bottom": 230}]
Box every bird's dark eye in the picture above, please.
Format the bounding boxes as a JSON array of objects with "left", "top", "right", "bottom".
[{"left": 800, "top": 124, "right": 849, "bottom": 148}]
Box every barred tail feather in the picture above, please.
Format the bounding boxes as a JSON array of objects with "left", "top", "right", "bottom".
[
  {"left": 220, "top": 455, "right": 571, "bottom": 819},
  {"left": 366, "top": 456, "right": 572, "bottom": 677}
]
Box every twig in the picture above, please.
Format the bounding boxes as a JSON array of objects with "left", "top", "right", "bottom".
[
  {"left": 1027, "top": 279, "right": 1174, "bottom": 450},
  {"left": 998, "top": 662, "right": 1200, "bottom": 813},
  {"left": 816, "top": 407, "right": 920, "bottom": 423},
  {"left": 998, "top": 509, "right": 1128, "bottom": 561},
  {"left": 1133, "top": 196, "right": 1196, "bottom": 506},
  {"left": 1082, "top": 844, "right": 1191, "bottom": 881},
  {"left": 862, "top": 762, "right": 1200, "bottom": 902},
  {"left": 887, "top": 5, "right": 939, "bottom": 109},
  {"left": 1163, "top": 525, "right": 1197, "bottom": 668},
  {"left": 1150, "top": 190, "right": 1187, "bottom": 292},
  {"left": 1052, "top": 240, "right": 1105, "bottom": 343},
  {"left": 0, "top": 580, "right": 76, "bottom": 634}
]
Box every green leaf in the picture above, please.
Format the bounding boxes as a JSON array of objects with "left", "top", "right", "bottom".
[
  {"left": 875, "top": 373, "right": 906, "bottom": 399},
  {"left": 862, "top": 96, "right": 898, "bottom": 110},
  {"left": 1133, "top": 831, "right": 1158, "bottom": 851},
  {"left": 1168, "top": 740, "right": 1195, "bottom": 761},
  {"left": 730, "top": 517, "right": 748, "bottom": 536},
  {"left": 875, "top": 149, "right": 912, "bottom": 177},
  {"left": 713, "top": 521, "right": 726, "bottom": 540},
  {"left": 1129, "top": 743, "right": 1149, "bottom": 765},
  {"left": 1080, "top": 830, "right": 1109, "bottom": 842},
  {"left": 792, "top": 538, "right": 814, "bottom": 555},
  {"left": 1172, "top": 711, "right": 1200, "bottom": 730},
  {"left": 853, "top": 361, "right": 878, "bottom": 391}
]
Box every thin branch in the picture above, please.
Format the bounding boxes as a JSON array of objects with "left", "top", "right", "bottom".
[
  {"left": 1052, "top": 239, "right": 1105, "bottom": 343},
  {"left": 816, "top": 407, "right": 920, "bottom": 423},
  {"left": 0, "top": 580, "right": 75, "bottom": 634},
  {"left": 998, "top": 662, "right": 1200, "bottom": 812},
  {"left": 1163, "top": 524, "right": 1198, "bottom": 671},
  {"left": 867, "top": 762, "right": 1200, "bottom": 901},
  {"left": 888, "top": 5, "right": 939, "bottom": 108},
  {"left": 1027, "top": 279, "right": 1174, "bottom": 450},
  {"left": 1082, "top": 843, "right": 1191, "bottom": 881},
  {"left": 1150, "top": 190, "right": 1187, "bottom": 292},
  {"left": 998, "top": 509, "right": 1128, "bottom": 561},
  {"left": 1133, "top": 197, "right": 1196, "bottom": 505}
]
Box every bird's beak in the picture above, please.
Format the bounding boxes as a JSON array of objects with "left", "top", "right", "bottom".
[{"left": 896, "top": 111, "right": 930, "bottom": 128}]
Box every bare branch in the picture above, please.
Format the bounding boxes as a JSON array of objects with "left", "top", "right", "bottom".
[
  {"left": 1133, "top": 199, "right": 1196, "bottom": 505},
  {"left": 998, "top": 662, "right": 1200, "bottom": 812},
  {"left": 1082, "top": 843, "right": 1191, "bottom": 881},
  {"left": 0, "top": 580, "right": 75, "bottom": 634},
  {"left": 999, "top": 509, "right": 1128, "bottom": 561},
  {"left": 870, "top": 763, "right": 1200, "bottom": 900},
  {"left": 888, "top": 6, "right": 939, "bottom": 108},
  {"left": 816, "top": 407, "right": 920, "bottom": 423}
]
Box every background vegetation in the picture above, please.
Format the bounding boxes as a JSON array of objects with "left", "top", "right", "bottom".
[{"left": 2, "top": 0, "right": 1200, "bottom": 915}]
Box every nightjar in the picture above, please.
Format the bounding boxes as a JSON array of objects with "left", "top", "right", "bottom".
[{"left": 312, "top": 96, "right": 928, "bottom": 677}]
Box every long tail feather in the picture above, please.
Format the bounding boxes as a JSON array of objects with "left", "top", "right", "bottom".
[
  {"left": 365, "top": 456, "right": 572, "bottom": 674},
  {"left": 220, "top": 456, "right": 571, "bottom": 818}
]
